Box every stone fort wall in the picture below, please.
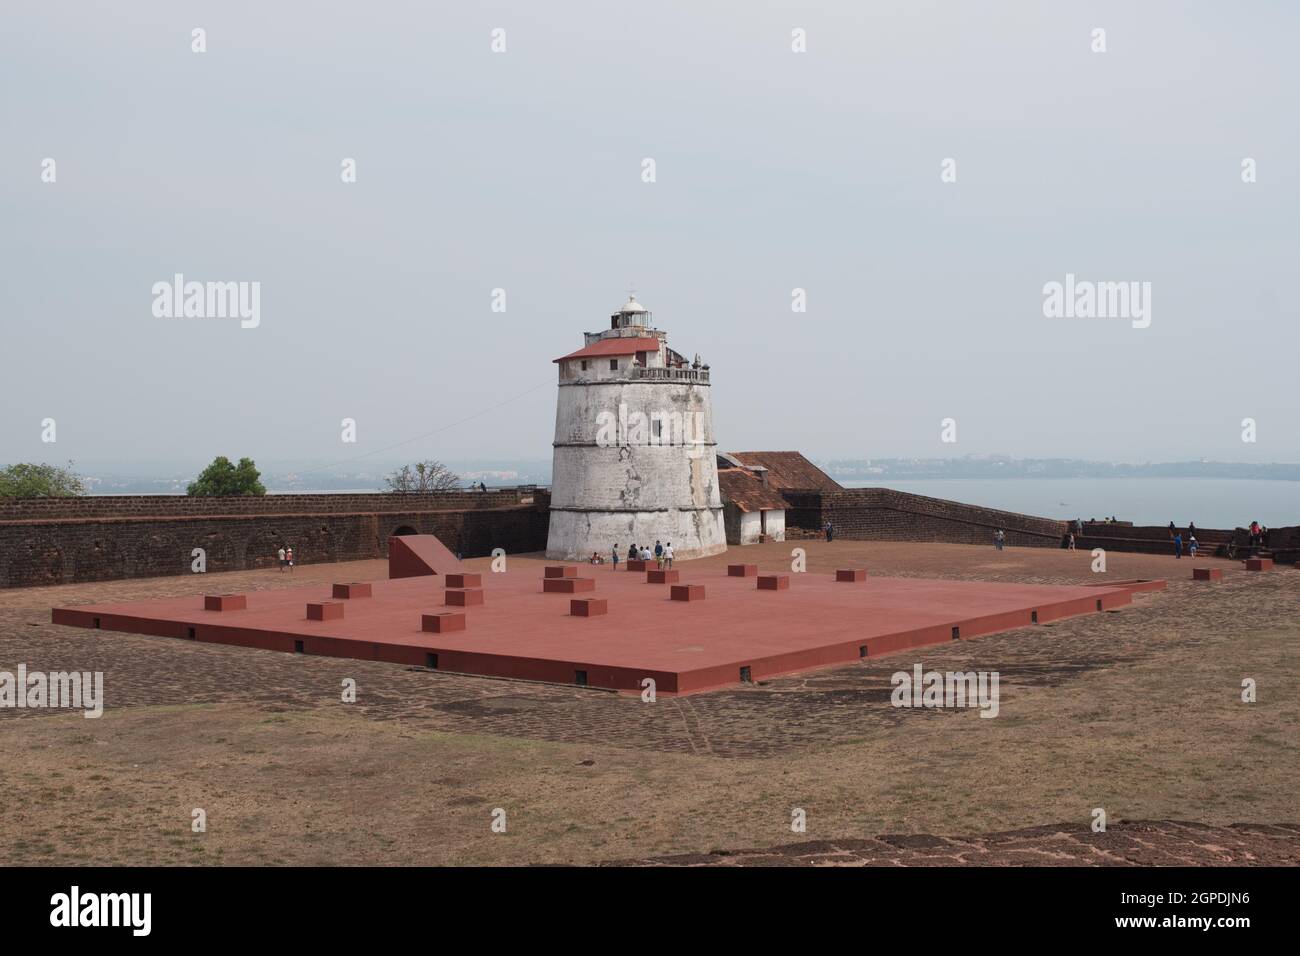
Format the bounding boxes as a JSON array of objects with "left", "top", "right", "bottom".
[
  {"left": 0, "top": 489, "right": 550, "bottom": 588},
  {"left": 782, "top": 488, "right": 1069, "bottom": 548}
]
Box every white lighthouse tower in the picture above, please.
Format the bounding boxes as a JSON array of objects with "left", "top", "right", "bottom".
[{"left": 546, "top": 295, "right": 727, "bottom": 561}]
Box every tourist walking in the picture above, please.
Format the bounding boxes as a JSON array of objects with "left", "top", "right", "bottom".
[
  {"left": 285, "top": 546, "right": 295, "bottom": 571},
  {"left": 664, "top": 542, "right": 674, "bottom": 568},
  {"left": 1174, "top": 533, "right": 1183, "bottom": 559},
  {"left": 1067, "top": 532, "right": 1076, "bottom": 551},
  {"left": 1189, "top": 536, "right": 1198, "bottom": 557},
  {"left": 824, "top": 521, "right": 834, "bottom": 542},
  {"left": 277, "top": 545, "right": 286, "bottom": 571},
  {"left": 611, "top": 544, "right": 619, "bottom": 569}
]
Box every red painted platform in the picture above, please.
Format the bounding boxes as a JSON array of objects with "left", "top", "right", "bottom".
[{"left": 49, "top": 565, "right": 1158, "bottom": 696}]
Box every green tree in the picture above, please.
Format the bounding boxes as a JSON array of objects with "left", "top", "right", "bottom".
[
  {"left": 186, "top": 456, "right": 266, "bottom": 496},
  {"left": 383, "top": 460, "right": 460, "bottom": 493},
  {"left": 0, "top": 461, "right": 86, "bottom": 497}
]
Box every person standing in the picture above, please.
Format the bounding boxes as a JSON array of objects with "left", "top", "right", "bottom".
[
  {"left": 664, "top": 542, "right": 674, "bottom": 569},
  {"left": 611, "top": 544, "right": 619, "bottom": 570},
  {"left": 277, "top": 545, "right": 286, "bottom": 571},
  {"left": 1189, "top": 536, "right": 1199, "bottom": 557},
  {"left": 1174, "top": 533, "right": 1183, "bottom": 559},
  {"left": 1067, "top": 533, "right": 1076, "bottom": 551},
  {"left": 824, "top": 521, "right": 834, "bottom": 543},
  {"left": 286, "top": 546, "right": 295, "bottom": 571}
]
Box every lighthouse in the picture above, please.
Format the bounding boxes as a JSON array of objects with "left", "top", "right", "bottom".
[{"left": 545, "top": 295, "right": 727, "bottom": 560}]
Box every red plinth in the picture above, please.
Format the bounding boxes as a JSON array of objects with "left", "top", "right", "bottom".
[
  {"left": 836, "top": 569, "right": 867, "bottom": 582},
  {"left": 332, "top": 582, "right": 372, "bottom": 599},
  {"left": 203, "top": 594, "right": 246, "bottom": 612},
  {"left": 1245, "top": 558, "right": 1274, "bottom": 571},
  {"left": 544, "top": 566, "right": 578, "bottom": 579},
  {"left": 670, "top": 584, "right": 705, "bottom": 602},
  {"left": 627, "top": 559, "right": 649, "bottom": 572},
  {"left": 53, "top": 566, "right": 1164, "bottom": 696},
  {"left": 570, "top": 598, "right": 608, "bottom": 617},
  {"left": 1192, "top": 568, "right": 1222, "bottom": 582},
  {"left": 445, "top": 573, "right": 482, "bottom": 589},
  {"left": 543, "top": 577, "right": 596, "bottom": 594},
  {"left": 446, "top": 588, "right": 485, "bottom": 606},
  {"left": 647, "top": 569, "right": 680, "bottom": 584},
  {"left": 727, "top": 564, "right": 758, "bottom": 577},
  {"left": 422, "top": 612, "right": 466, "bottom": 633},
  {"left": 758, "top": 575, "right": 790, "bottom": 590},
  {"left": 307, "top": 601, "right": 344, "bottom": 621}
]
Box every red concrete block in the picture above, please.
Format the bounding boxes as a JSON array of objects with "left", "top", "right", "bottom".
[
  {"left": 307, "top": 601, "right": 344, "bottom": 621},
  {"left": 670, "top": 584, "right": 705, "bottom": 602},
  {"left": 570, "top": 598, "right": 608, "bottom": 617},
  {"left": 331, "top": 582, "right": 372, "bottom": 599},
  {"left": 757, "top": 575, "right": 790, "bottom": 591},
  {"left": 445, "top": 573, "right": 482, "bottom": 589},
  {"left": 727, "top": 564, "right": 758, "bottom": 577},
  {"left": 544, "top": 566, "right": 578, "bottom": 579},
  {"left": 647, "top": 569, "right": 681, "bottom": 584},
  {"left": 627, "top": 559, "right": 650, "bottom": 572},
  {"left": 836, "top": 569, "right": 867, "bottom": 583},
  {"left": 422, "top": 612, "right": 466, "bottom": 633},
  {"left": 203, "top": 594, "right": 246, "bottom": 612},
  {"left": 1192, "top": 568, "right": 1222, "bottom": 582},
  {"left": 543, "top": 577, "right": 596, "bottom": 594},
  {"left": 445, "top": 588, "right": 485, "bottom": 606},
  {"left": 1245, "top": 558, "right": 1274, "bottom": 571}
]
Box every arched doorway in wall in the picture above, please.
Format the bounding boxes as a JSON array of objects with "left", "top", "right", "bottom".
[{"left": 392, "top": 525, "right": 419, "bottom": 537}]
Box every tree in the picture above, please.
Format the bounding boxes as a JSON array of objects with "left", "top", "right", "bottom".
[
  {"left": 383, "top": 460, "right": 460, "bottom": 493},
  {"left": 0, "top": 461, "right": 86, "bottom": 497},
  {"left": 186, "top": 456, "right": 266, "bottom": 496}
]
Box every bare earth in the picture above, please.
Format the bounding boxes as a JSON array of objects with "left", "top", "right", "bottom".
[{"left": 3, "top": 541, "right": 1297, "bottom": 866}]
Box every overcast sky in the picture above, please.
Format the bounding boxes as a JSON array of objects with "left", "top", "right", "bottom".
[{"left": 3, "top": 1, "right": 1297, "bottom": 471}]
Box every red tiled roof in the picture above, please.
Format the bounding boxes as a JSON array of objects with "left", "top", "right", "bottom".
[
  {"left": 726, "top": 452, "right": 842, "bottom": 492},
  {"left": 717, "top": 469, "right": 790, "bottom": 513},
  {"left": 554, "top": 337, "right": 660, "bottom": 363}
]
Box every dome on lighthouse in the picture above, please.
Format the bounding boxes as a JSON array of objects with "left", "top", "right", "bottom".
[{"left": 617, "top": 296, "right": 646, "bottom": 314}]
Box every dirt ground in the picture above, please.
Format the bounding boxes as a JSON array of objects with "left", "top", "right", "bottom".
[{"left": 2, "top": 541, "right": 1297, "bottom": 866}]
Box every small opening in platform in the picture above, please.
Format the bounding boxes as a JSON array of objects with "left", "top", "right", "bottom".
[
  {"left": 187, "top": 627, "right": 196, "bottom": 640},
  {"left": 1095, "top": 599, "right": 1103, "bottom": 611},
  {"left": 425, "top": 653, "right": 438, "bottom": 669},
  {"left": 859, "top": 645, "right": 867, "bottom": 658},
  {"left": 92, "top": 617, "right": 100, "bottom": 629},
  {"left": 1031, "top": 610, "right": 1038, "bottom": 624},
  {"left": 739, "top": 666, "right": 752, "bottom": 683},
  {"left": 575, "top": 670, "right": 587, "bottom": 686},
  {"left": 294, "top": 640, "right": 304, "bottom": 654},
  {"left": 951, "top": 626, "right": 960, "bottom": 640}
]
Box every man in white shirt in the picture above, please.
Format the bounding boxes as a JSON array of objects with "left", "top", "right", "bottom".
[{"left": 663, "top": 542, "right": 674, "bottom": 568}]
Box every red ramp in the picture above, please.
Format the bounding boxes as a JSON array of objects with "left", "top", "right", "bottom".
[{"left": 388, "top": 534, "right": 461, "bottom": 579}]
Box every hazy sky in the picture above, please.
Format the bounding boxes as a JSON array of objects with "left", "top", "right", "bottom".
[{"left": 3, "top": 1, "right": 1297, "bottom": 471}]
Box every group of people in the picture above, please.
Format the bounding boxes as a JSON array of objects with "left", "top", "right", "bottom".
[
  {"left": 276, "top": 545, "right": 295, "bottom": 571},
  {"left": 609, "top": 540, "right": 675, "bottom": 569},
  {"left": 1167, "top": 521, "right": 1200, "bottom": 559},
  {"left": 1247, "top": 520, "right": 1269, "bottom": 547},
  {"left": 993, "top": 529, "right": 1006, "bottom": 551}
]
